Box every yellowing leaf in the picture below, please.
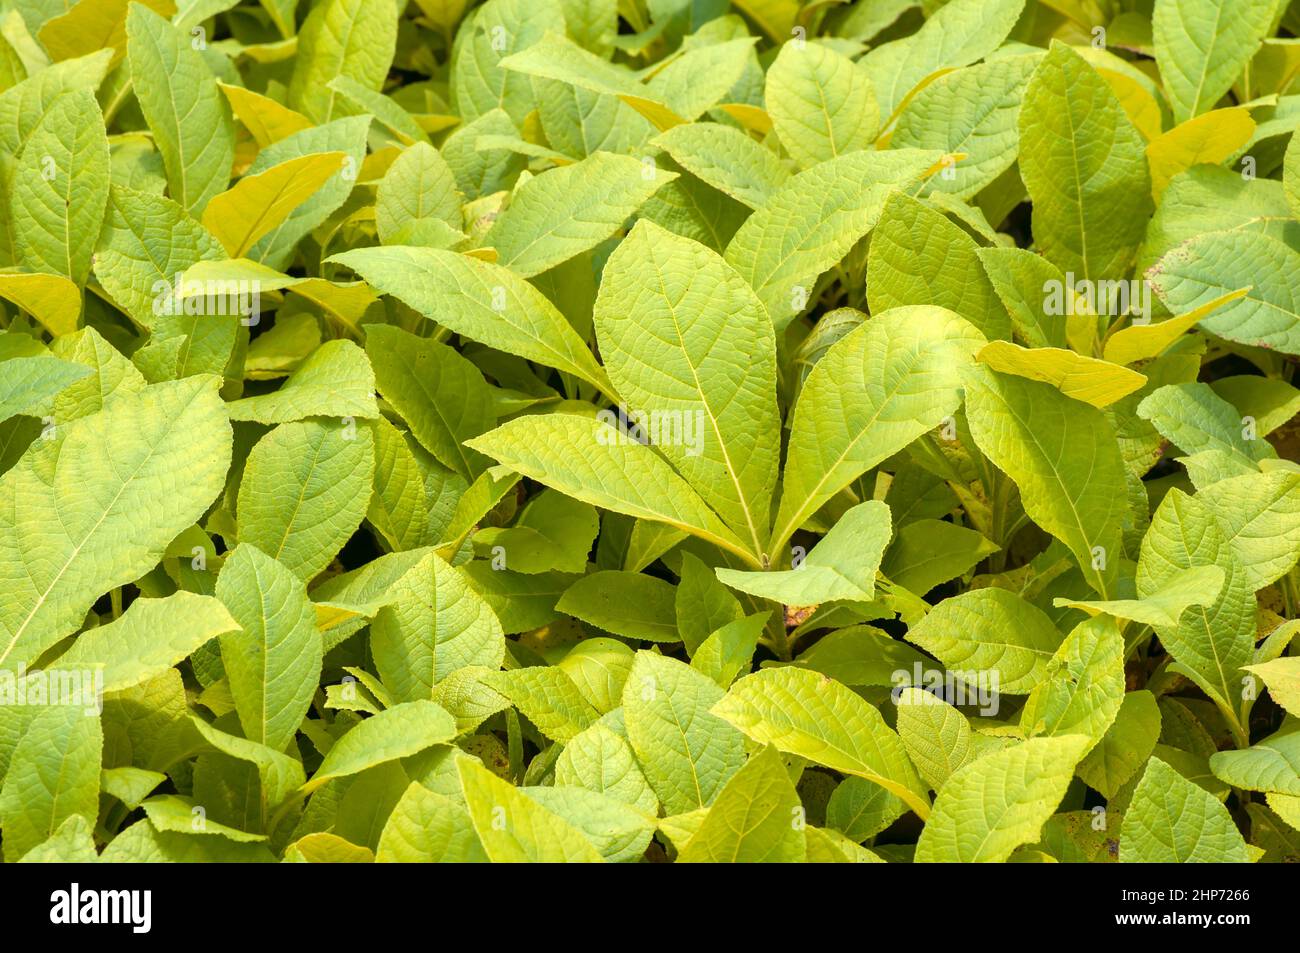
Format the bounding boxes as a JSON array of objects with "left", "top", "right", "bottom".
[
  {"left": 202, "top": 152, "right": 345, "bottom": 257},
  {"left": 1146, "top": 107, "right": 1255, "bottom": 200},
  {"left": 977, "top": 341, "right": 1147, "bottom": 408}
]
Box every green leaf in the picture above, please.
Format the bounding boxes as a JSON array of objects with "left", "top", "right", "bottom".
[
  {"left": 1243, "top": 657, "right": 1300, "bottom": 719},
  {"left": 17, "top": 814, "right": 98, "bottom": 863},
  {"left": 1149, "top": 229, "right": 1300, "bottom": 355},
  {"left": 226, "top": 338, "right": 378, "bottom": 424},
  {"left": 51, "top": 591, "right": 238, "bottom": 693},
  {"left": 964, "top": 366, "right": 1128, "bottom": 597},
  {"left": 867, "top": 192, "right": 1009, "bottom": 340},
  {"left": 978, "top": 342, "right": 1148, "bottom": 408},
  {"left": 557, "top": 571, "right": 678, "bottom": 643},
  {"left": 678, "top": 745, "right": 806, "bottom": 862},
  {"left": 879, "top": 518, "right": 1000, "bottom": 595},
  {"left": 0, "top": 702, "right": 101, "bottom": 861},
  {"left": 305, "top": 701, "right": 456, "bottom": 793},
  {"left": 594, "top": 219, "right": 781, "bottom": 553},
  {"left": 521, "top": 785, "right": 655, "bottom": 862},
  {"left": 893, "top": 53, "right": 1039, "bottom": 199},
  {"left": 772, "top": 306, "right": 984, "bottom": 551},
  {"left": 482, "top": 666, "right": 597, "bottom": 742},
  {"left": 126, "top": 4, "right": 234, "bottom": 215},
  {"left": 914, "top": 735, "right": 1089, "bottom": 863},
  {"left": 375, "top": 142, "right": 461, "bottom": 244},
  {"left": 712, "top": 666, "right": 931, "bottom": 819},
  {"left": 651, "top": 122, "right": 791, "bottom": 210},
  {"left": 623, "top": 651, "right": 746, "bottom": 816},
  {"left": 332, "top": 246, "right": 611, "bottom": 393},
  {"left": 717, "top": 500, "right": 892, "bottom": 604},
  {"left": 1120, "top": 756, "right": 1250, "bottom": 862},
  {"left": 484, "top": 152, "right": 675, "bottom": 277},
  {"left": 905, "top": 587, "right": 1065, "bottom": 694},
  {"left": 895, "top": 686, "right": 975, "bottom": 792},
  {"left": 457, "top": 756, "right": 603, "bottom": 862},
  {"left": 188, "top": 714, "right": 305, "bottom": 810},
  {"left": 1154, "top": 0, "right": 1274, "bottom": 124},
  {"left": 1136, "top": 488, "right": 1256, "bottom": 720},
  {"left": 0, "top": 377, "right": 231, "bottom": 670},
  {"left": 371, "top": 550, "right": 505, "bottom": 701},
  {"left": 860, "top": 0, "right": 1025, "bottom": 121},
  {"left": 201, "top": 153, "right": 345, "bottom": 258},
  {"left": 1018, "top": 41, "right": 1151, "bottom": 280},
  {"left": 0, "top": 355, "right": 90, "bottom": 424},
  {"left": 235, "top": 419, "right": 375, "bottom": 582},
  {"left": 215, "top": 544, "right": 322, "bottom": 752},
  {"left": 723, "top": 148, "right": 943, "bottom": 330},
  {"left": 1019, "top": 617, "right": 1125, "bottom": 755},
  {"left": 1077, "top": 690, "right": 1162, "bottom": 799},
  {"left": 376, "top": 781, "right": 486, "bottom": 862},
  {"left": 766, "top": 40, "right": 877, "bottom": 169},
  {"left": 9, "top": 87, "right": 108, "bottom": 285},
  {"left": 1209, "top": 729, "right": 1300, "bottom": 795},
  {"left": 466, "top": 413, "right": 754, "bottom": 565},
  {"left": 93, "top": 186, "right": 225, "bottom": 328},
  {"left": 287, "top": 0, "right": 397, "bottom": 123},
  {"left": 555, "top": 722, "right": 659, "bottom": 815}
]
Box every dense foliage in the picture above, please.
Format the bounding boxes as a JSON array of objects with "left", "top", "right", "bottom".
[{"left": 0, "top": 0, "right": 1298, "bottom": 864}]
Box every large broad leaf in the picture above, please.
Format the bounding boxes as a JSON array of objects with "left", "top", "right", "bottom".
[
  {"left": 371, "top": 550, "right": 504, "bottom": 702},
  {"left": 201, "top": 153, "right": 346, "bottom": 258},
  {"left": 867, "top": 192, "right": 1008, "bottom": 339},
  {"left": 466, "top": 413, "right": 753, "bottom": 565},
  {"left": 712, "top": 667, "right": 930, "bottom": 818},
  {"left": 766, "top": 40, "right": 877, "bottom": 169},
  {"left": 0, "top": 703, "right": 101, "bottom": 861},
  {"left": 1148, "top": 229, "right": 1300, "bottom": 355},
  {"left": 484, "top": 151, "right": 675, "bottom": 277},
  {"left": 9, "top": 87, "right": 108, "bottom": 286},
  {"left": 1019, "top": 617, "right": 1125, "bottom": 756},
  {"left": 622, "top": 652, "right": 746, "bottom": 816},
  {"left": 1153, "top": 0, "right": 1274, "bottom": 124},
  {"left": 332, "top": 246, "right": 610, "bottom": 393},
  {"left": 215, "top": 544, "right": 323, "bottom": 753},
  {"left": 1137, "top": 488, "right": 1256, "bottom": 725},
  {"left": 678, "top": 745, "right": 807, "bottom": 863},
  {"left": 895, "top": 687, "right": 975, "bottom": 792},
  {"left": 364, "top": 324, "right": 493, "bottom": 481},
  {"left": 225, "top": 338, "right": 378, "bottom": 424},
  {"left": 126, "top": 4, "right": 234, "bottom": 216},
  {"left": 652, "top": 122, "right": 791, "bottom": 210},
  {"left": 859, "top": 0, "right": 1026, "bottom": 121},
  {"left": 1209, "top": 729, "right": 1300, "bottom": 796},
  {"left": 905, "top": 587, "right": 1064, "bottom": 694},
  {"left": 1018, "top": 42, "right": 1151, "bottom": 281},
  {"left": 893, "top": 53, "right": 1039, "bottom": 199},
  {"left": 914, "top": 735, "right": 1089, "bottom": 863},
  {"left": 458, "top": 757, "right": 603, "bottom": 862},
  {"left": 51, "top": 592, "right": 239, "bottom": 693},
  {"left": 771, "top": 306, "right": 983, "bottom": 551},
  {"left": 303, "top": 700, "right": 456, "bottom": 793},
  {"left": 964, "top": 366, "right": 1128, "bottom": 598},
  {"left": 594, "top": 220, "right": 781, "bottom": 554},
  {"left": 0, "top": 377, "right": 231, "bottom": 670},
  {"left": 377, "top": 782, "right": 486, "bottom": 863},
  {"left": 287, "top": 0, "right": 397, "bottom": 123},
  {"left": 1120, "top": 756, "right": 1249, "bottom": 862},
  {"left": 235, "top": 419, "right": 375, "bottom": 582},
  {"left": 723, "top": 148, "right": 942, "bottom": 330},
  {"left": 0, "top": 356, "right": 90, "bottom": 425},
  {"left": 716, "top": 500, "right": 892, "bottom": 604},
  {"left": 93, "top": 186, "right": 225, "bottom": 329}
]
